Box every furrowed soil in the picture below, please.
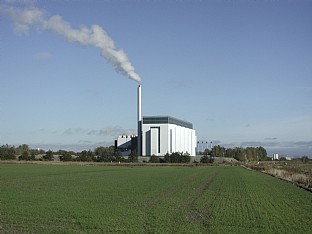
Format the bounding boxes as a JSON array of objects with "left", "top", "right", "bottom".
[{"left": 0, "top": 164, "right": 311, "bottom": 233}]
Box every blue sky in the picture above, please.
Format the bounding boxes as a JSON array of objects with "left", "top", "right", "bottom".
[{"left": 0, "top": 0, "right": 311, "bottom": 156}]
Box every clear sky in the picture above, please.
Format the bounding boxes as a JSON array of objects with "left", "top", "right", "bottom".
[{"left": 1, "top": 0, "right": 311, "bottom": 156}]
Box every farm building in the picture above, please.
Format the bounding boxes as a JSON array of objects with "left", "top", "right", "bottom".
[{"left": 141, "top": 116, "right": 197, "bottom": 156}]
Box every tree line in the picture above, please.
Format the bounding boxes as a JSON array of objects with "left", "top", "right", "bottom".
[
  {"left": 0, "top": 144, "right": 190, "bottom": 163},
  {"left": 0, "top": 144, "right": 139, "bottom": 162},
  {"left": 202, "top": 145, "right": 270, "bottom": 162},
  {"left": 149, "top": 152, "right": 191, "bottom": 163},
  {"left": 1, "top": 144, "right": 309, "bottom": 163},
  {"left": 0, "top": 144, "right": 47, "bottom": 161},
  {"left": 0, "top": 144, "right": 270, "bottom": 162},
  {"left": 0, "top": 144, "right": 191, "bottom": 163}
]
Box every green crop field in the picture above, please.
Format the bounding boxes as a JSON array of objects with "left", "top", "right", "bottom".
[{"left": 0, "top": 164, "right": 311, "bottom": 233}]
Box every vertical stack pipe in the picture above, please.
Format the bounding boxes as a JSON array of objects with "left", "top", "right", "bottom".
[{"left": 137, "top": 84, "right": 142, "bottom": 156}]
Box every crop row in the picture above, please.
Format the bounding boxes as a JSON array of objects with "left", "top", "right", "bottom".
[{"left": 0, "top": 164, "right": 311, "bottom": 233}]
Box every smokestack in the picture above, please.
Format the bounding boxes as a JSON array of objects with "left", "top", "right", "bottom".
[{"left": 137, "top": 84, "right": 142, "bottom": 156}]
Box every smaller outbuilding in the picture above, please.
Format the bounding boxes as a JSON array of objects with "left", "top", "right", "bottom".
[{"left": 115, "top": 135, "right": 137, "bottom": 156}]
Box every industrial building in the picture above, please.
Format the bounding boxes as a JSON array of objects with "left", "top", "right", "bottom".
[
  {"left": 272, "top": 153, "right": 279, "bottom": 160},
  {"left": 115, "top": 85, "right": 197, "bottom": 157},
  {"left": 115, "top": 135, "right": 137, "bottom": 156},
  {"left": 141, "top": 116, "right": 196, "bottom": 156}
]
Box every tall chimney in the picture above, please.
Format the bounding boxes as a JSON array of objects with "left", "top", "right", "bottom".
[{"left": 137, "top": 84, "right": 142, "bottom": 156}]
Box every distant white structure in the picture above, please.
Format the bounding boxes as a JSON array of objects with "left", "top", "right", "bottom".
[
  {"left": 115, "top": 135, "right": 136, "bottom": 156},
  {"left": 272, "top": 153, "right": 279, "bottom": 160},
  {"left": 142, "top": 116, "right": 197, "bottom": 156},
  {"left": 116, "top": 135, "right": 134, "bottom": 149}
]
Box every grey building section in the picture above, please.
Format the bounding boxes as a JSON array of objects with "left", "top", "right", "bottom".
[{"left": 143, "top": 116, "right": 193, "bottom": 129}]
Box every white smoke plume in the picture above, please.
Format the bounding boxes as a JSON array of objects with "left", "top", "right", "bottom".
[{"left": 1, "top": 6, "right": 141, "bottom": 84}]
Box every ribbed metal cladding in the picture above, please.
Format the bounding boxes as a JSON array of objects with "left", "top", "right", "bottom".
[{"left": 143, "top": 116, "right": 193, "bottom": 129}]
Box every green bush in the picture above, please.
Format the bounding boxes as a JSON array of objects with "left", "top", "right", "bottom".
[
  {"left": 149, "top": 155, "right": 160, "bottom": 163},
  {"left": 164, "top": 152, "right": 191, "bottom": 163},
  {"left": 200, "top": 155, "right": 214, "bottom": 163}
]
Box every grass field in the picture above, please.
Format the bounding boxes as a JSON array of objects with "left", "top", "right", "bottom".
[{"left": 0, "top": 164, "right": 311, "bottom": 233}]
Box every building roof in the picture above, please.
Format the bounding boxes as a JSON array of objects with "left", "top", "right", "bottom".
[{"left": 143, "top": 116, "right": 193, "bottom": 129}]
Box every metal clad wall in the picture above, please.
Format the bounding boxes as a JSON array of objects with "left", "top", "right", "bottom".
[
  {"left": 150, "top": 127, "right": 159, "bottom": 155},
  {"left": 160, "top": 124, "right": 169, "bottom": 155},
  {"left": 142, "top": 116, "right": 196, "bottom": 156}
]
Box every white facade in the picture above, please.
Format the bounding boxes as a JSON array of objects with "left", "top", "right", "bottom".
[
  {"left": 116, "top": 135, "right": 134, "bottom": 149},
  {"left": 141, "top": 116, "right": 197, "bottom": 156},
  {"left": 272, "top": 153, "right": 279, "bottom": 160},
  {"left": 116, "top": 135, "right": 136, "bottom": 156}
]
